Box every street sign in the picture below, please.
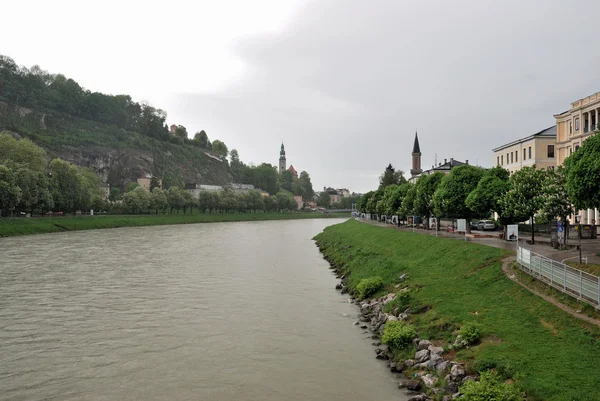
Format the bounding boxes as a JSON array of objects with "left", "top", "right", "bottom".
[{"left": 507, "top": 224, "right": 518, "bottom": 241}]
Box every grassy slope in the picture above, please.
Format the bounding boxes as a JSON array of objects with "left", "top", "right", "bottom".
[
  {"left": 314, "top": 220, "right": 600, "bottom": 401},
  {"left": 0, "top": 212, "right": 349, "bottom": 238}
]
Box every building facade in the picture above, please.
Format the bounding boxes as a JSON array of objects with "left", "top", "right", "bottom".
[
  {"left": 185, "top": 183, "right": 222, "bottom": 198},
  {"left": 491, "top": 126, "right": 556, "bottom": 174},
  {"left": 554, "top": 91, "right": 600, "bottom": 225},
  {"left": 99, "top": 182, "right": 110, "bottom": 200},
  {"left": 137, "top": 175, "right": 162, "bottom": 191}
]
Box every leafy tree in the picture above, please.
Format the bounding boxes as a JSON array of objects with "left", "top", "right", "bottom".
[
  {"left": 166, "top": 186, "right": 186, "bottom": 214},
  {"left": 0, "top": 133, "right": 47, "bottom": 172},
  {"left": 15, "top": 168, "right": 53, "bottom": 214},
  {"left": 264, "top": 195, "right": 278, "bottom": 212},
  {"left": 252, "top": 163, "right": 279, "bottom": 195},
  {"left": 245, "top": 190, "right": 265, "bottom": 212},
  {"left": 317, "top": 191, "right": 331, "bottom": 207},
  {"left": 149, "top": 188, "right": 168, "bottom": 214},
  {"left": 220, "top": 189, "right": 238, "bottom": 212},
  {"left": 433, "top": 165, "right": 485, "bottom": 232},
  {"left": 0, "top": 165, "right": 21, "bottom": 216},
  {"left": 298, "top": 171, "right": 314, "bottom": 201},
  {"left": 466, "top": 166, "right": 509, "bottom": 219},
  {"left": 379, "top": 163, "right": 406, "bottom": 189},
  {"left": 501, "top": 166, "right": 545, "bottom": 244},
  {"left": 541, "top": 166, "right": 573, "bottom": 225},
  {"left": 126, "top": 182, "right": 140, "bottom": 192},
  {"left": 173, "top": 125, "right": 188, "bottom": 140},
  {"left": 109, "top": 187, "right": 121, "bottom": 202},
  {"left": 398, "top": 183, "right": 416, "bottom": 220},
  {"left": 211, "top": 140, "right": 228, "bottom": 159},
  {"left": 564, "top": 131, "right": 600, "bottom": 210},
  {"left": 150, "top": 176, "right": 161, "bottom": 192},
  {"left": 123, "top": 186, "right": 150, "bottom": 214},
  {"left": 357, "top": 191, "right": 373, "bottom": 213},
  {"left": 49, "top": 158, "right": 80, "bottom": 214},
  {"left": 198, "top": 191, "right": 213, "bottom": 213},
  {"left": 182, "top": 190, "right": 196, "bottom": 214},
  {"left": 279, "top": 169, "right": 294, "bottom": 192},
  {"left": 91, "top": 195, "right": 105, "bottom": 212},
  {"left": 413, "top": 173, "right": 444, "bottom": 228},
  {"left": 193, "top": 130, "right": 209, "bottom": 148}
]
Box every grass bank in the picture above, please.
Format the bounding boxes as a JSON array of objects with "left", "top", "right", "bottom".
[
  {"left": 314, "top": 220, "right": 600, "bottom": 401},
  {"left": 0, "top": 212, "right": 349, "bottom": 238}
]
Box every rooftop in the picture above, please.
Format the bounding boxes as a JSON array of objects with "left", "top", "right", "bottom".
[{"left": 492, "top": 125, "right": 556, "bottom": 152}]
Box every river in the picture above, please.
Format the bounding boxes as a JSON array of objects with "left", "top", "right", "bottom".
[{"left": 0, "top": 219, "right": 406, "bottom": 401}]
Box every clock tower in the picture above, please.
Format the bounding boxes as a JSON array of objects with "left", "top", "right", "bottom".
[{"left": 279, "top": 142, "right": 286, "bottom": 174}]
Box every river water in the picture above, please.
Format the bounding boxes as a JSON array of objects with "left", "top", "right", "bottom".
[{"left": 0, "top": 219, "right": 406, "bottom": 401}]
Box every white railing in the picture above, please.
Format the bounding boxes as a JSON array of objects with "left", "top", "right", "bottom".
[{"left": 516, "top": 246, "right": 600, "bottom": 306}]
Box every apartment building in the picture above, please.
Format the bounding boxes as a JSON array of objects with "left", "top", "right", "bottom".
[{"left": 492, "top": 126, "right": 556, "bottom": 174}]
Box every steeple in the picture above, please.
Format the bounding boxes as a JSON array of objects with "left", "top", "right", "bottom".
[
  {"left": 279, "top": 142, "right": 287, "bottom": 174},
  {"left": 410, "top": 131, "right": 422, "bottom": 177}
]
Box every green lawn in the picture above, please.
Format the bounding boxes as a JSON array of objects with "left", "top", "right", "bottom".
[
  {"left": 0, "top": 212, "right": 349, "bottom": 238},
  {"left": 314, "top": 220, "right": 600, "bottom": 401}
]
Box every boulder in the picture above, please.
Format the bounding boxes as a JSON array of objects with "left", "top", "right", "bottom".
[
  {"left": 335, "top": 283, "right": 343, "bottom": 290},
  {"left": 353, "top": 321, "right": 359, "bottom": 326},
  {"left": 398, "top": 313, "right": 409, "bottom": 321},
  {"left": 386, "top": 314, "right": 398, "bottom": 322},
  {"left": 414, "top": 349, "right": 430, "bottom": 363},
  {"left": 450, "top": 365, "right": 466, "bottom": 380},
  {"left": 447, "top": 382, "right": 459, "bottom": 394},
  {"left": 422, "top": 374, "right": 437, "bottom": 388},
  {"left": 404, "top": 359, "right": 415, "bottom": 367},
  {"left": 399, "top": 273, "right": 408, "bottom": 282},
  {"left": 341, "top": 287, "right": 348, "bottom": 294},
  {"left": 406, "top": 380, "right": 421, "bottom": 391},
  {"left": 360, "top": 324, "right": 368, "bottom": 329},
  {"left": 436, "top": 360, "right": 450, "bottom": 374},
  {"left": 371, "top": 341, "right": 381, "bottom": 346},
  {"left": 398, "top": 380, "right": 407, "bottom": 389},
  {"left": 417, "top": 340, "right": 432, "bottom": 351},
  {"left": 428, "top": 345, "right": 444, "bottom": 356},
  {"left": 383, "top": 293, "right": 397, "bottom": 305},
  {"left": 407, "top": 395, "right": 429, "bottom": 401},
  {"left": 462, "top": 376, "right": 476, "bottom": 384}
]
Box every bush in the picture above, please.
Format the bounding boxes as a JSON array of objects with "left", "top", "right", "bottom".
[
  {"left": 473, "top": 359, "right": 517, "bottom": 381},
  {"left": 356, "top": 276, "right": 384, "bottom": 300},
  {"left": 460, "top": 371, "right": 524, "bottom": 401},
  {"left": 381, "top": 321, "right": 417, "bottom": 349},
  {"left": 459, "top": 323, "right": 482, "bottom": 345}
]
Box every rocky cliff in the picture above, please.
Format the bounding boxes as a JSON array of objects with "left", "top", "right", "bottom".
[{"left": 0, "top": 102, "right": 232, "bottom": 189}]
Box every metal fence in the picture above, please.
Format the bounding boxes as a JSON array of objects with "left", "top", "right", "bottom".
[{"left": 516, "top": 246, "right": 600, "bottom": 306}]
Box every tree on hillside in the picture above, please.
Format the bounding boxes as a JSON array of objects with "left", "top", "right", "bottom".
[
  {"left": 433, "top": 165, "right": 485, "bottom": 233},
  {"left": 279, "top": 169, "right": 294, "bottom": 192},
  {"left": 413, "top": 172, "right": 444, "bottom": 228},
  {"left": 252, "top": 163, "right": 279, "bottom": 195},
  {"left": 193, "top": 130, "right": 209, "bottom": 148},
  {"left": 150, "top": 176, "right": 161, "bottom": 192},
  {"left": 211, "top": 140, "right": 228, "bottom": 159},
  {"left": 0, "top": 165, "right": 21, "bottom": 217},
  {"left": 501, "top": 166, "right": 544, "bottom": 244},
  {"left": 109, "top": 187, "right": 121, "bottom": 202},
  {"left": 379, "top": 163, "right": 407, "bottom": 189},
  {"left": 49, "top": 159, "right": 80, "bottom": 214},
  {"left": 298, "top": 171, "right": 314, "bottom": 201},
  {"left": 229, "top": 149, "right": 251, "bottom": 183},
  {"left": 126, "top": 182, "right": 140, "bottom": 193},
  {"left": 564, "top": 131, "right": 600, "bottom": 211},
  {"left": 174, "top": 125, "right": 188, "bottom": 140}
]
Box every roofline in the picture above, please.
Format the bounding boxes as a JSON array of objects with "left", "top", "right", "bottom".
[{"left": 492, "top": 126, "right": 556, "bottom": 152}]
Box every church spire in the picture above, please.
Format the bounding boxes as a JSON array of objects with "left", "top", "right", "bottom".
[
  {"left": 279, "top": 141, "right": 287, "bottom": 174},
  {"left": 410, "top": 131, "right": 422, "bottom": 177}
]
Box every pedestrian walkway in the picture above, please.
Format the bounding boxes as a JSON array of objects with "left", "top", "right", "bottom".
[{"left": 358, "top": 218, "right": 600, "bottom": 265}]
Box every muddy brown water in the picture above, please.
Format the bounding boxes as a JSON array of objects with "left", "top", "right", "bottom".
[{"left": 0, "top": 219, "right": 408, "bottom": 401}]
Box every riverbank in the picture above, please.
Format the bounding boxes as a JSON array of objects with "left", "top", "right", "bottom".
[
  {"left": 0, "top": 212, "right": 348, "bottom": 238},
  {"left": 314, "top": 219, "right": 600, "bottom": 401}
]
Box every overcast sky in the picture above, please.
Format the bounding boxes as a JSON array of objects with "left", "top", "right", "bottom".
[{"left": 4, "top": 0, "right": 600, "bottom": 193}]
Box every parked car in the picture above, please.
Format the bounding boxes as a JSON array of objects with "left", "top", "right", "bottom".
[
  {"left": 45, "top": 211, "right": 53, "bottom": 216},
  {"left": 469, "top": 221, "right": 479, "bottom": 230},
  {"left": 477, "top": 220, "right": 495, "bottom": 231}
]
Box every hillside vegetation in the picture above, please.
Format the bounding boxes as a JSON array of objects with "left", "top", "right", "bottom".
[{"left": 315, "top": 220, "right": 600, "bottom": 401}]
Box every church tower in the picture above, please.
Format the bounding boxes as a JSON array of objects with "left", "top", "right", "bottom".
[
  {"left": 410, "top": 131, "right": 422, "bottom": 177},
  {"left": 279, "top": 142, "right": 286, "bottom": 174}
]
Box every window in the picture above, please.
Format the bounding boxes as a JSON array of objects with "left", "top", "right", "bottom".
[
  {"left": 528, "top": 146, "right": 532, "bottom": 159},
  {"left": 506, "top": 153, "right": 509, "bottom": 164},
  {"left": 547, "top": 145, "right": 555, "bottom": 158},
  {"left": 501, "top": 155, "right": 503, "bottom": 165},
  {"left": 515, "top": 150, "right": 518, "bottom": 162},
  {"left": 575, "top": 144, "right": 580, "bottom": 151},
  {"left": 497, "top": 156, "right": 500, "bottom": 166},
  {"left": 510, "top": 152, "right": 513, "bottom": 163},
  {"left": 575, "top": 117, "right": 580, "bottom": 131},
  {"left": 569, "top": 147, "right": 573, "bottom": 155},
  {"left": 569, "top": 120, "right": 573, "bottom": 135},
  {"left": 523, "top": 149, "right": 526, "bottom": 160}
]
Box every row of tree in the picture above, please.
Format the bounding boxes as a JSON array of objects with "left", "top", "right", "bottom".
[
  {"left": 121, "top": 186, "right": 299, "bottom": 214},
  {"left": 358, "top": 131, "right": 600, "bottom": 244}
]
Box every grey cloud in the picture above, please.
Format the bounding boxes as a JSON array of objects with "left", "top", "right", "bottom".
[{"left": 167, "top": 0, "right": 600, "bottom": 193}]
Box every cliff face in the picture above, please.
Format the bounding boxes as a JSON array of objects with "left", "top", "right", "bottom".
[{"left": 0, "top": 103, "right": 232, "bottom": 189}]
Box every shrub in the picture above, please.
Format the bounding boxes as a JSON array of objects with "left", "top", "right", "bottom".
[
  {"left": 460, "top": 371, "right": 524, "bottom": 401},
  {"left": 356, "top": 276, "right": 384, "bottom": 300},
  {"left": 381, "top": 321, "right": 417, "bottom": 349},
  {"left": 459, "top": 323, "right": 482, "bottom": 345},
  {"left": 473, "top": 359, "right": 517, "bottom": 381}
]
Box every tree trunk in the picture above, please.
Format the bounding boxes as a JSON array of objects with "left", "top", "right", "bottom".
[{"left": 531, "top": 217, "right": 535, "bottom": 244}]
